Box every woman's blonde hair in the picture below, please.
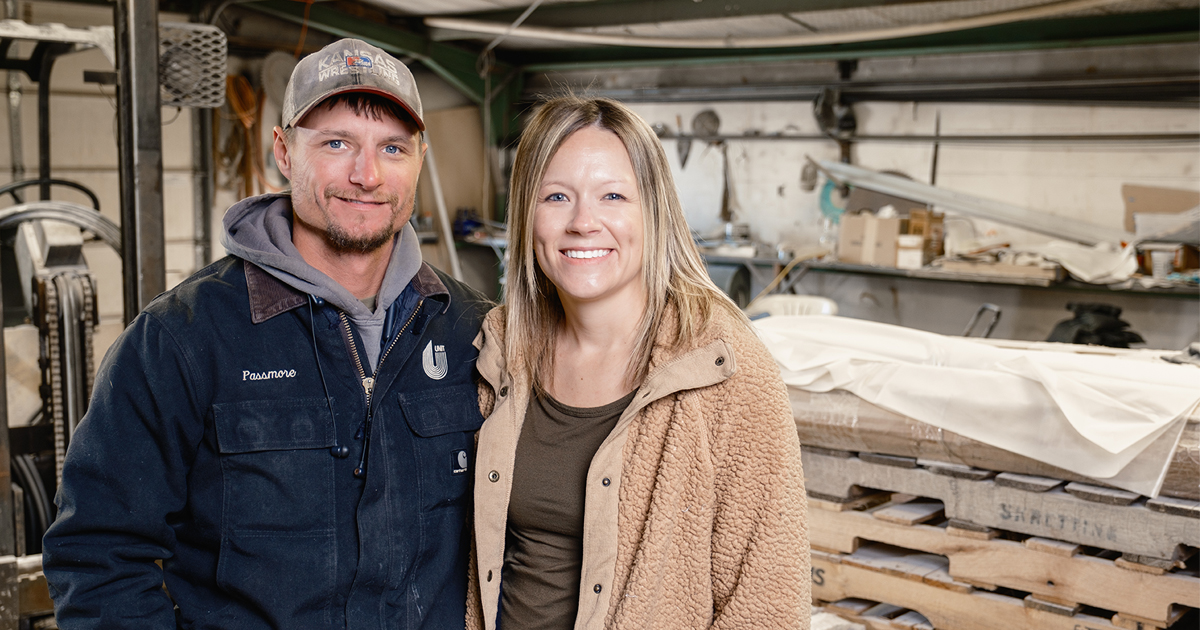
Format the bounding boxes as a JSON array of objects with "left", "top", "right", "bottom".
[{"left": 505, "top": 95, "right": 747, "bottom": 393}]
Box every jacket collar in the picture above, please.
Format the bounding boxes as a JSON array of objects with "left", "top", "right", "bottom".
[
  {"left": 474, "top": 302, "right": 738, "bottom": 404},
  {"left": 245, "top": 259, "right": 450, "bottom": 324},
  {"left": 410, "top": 263, "right": 453, "bottom": 314}
]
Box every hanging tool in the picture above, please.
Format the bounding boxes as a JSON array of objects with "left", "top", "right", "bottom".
[{"left": 675, "top": 114, "right": 691, "bottom": 167}]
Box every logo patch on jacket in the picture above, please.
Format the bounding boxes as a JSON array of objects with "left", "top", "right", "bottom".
[
  {"left": 422, "top": 341, "right": 448, "bottom": 380},
  {"left": 451, "top": 450, "right": 469, "bottom": 475}
]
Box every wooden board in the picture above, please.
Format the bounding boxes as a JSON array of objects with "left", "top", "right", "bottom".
[
  {"left": 823, "top": 600, "right": 934, "bottom": 630},
  {"left": 811, "top": 548, "right": 1123, "bottom": 630},
  {"left": 813, "top": 609, "right": 871, "bottom": 630},
  {"left": 1022, "top": 537, "right": 1080, "bottom": 557},
  {"left": 872, "top": 500, "right": 945, "bottom": 526},
  {"left": 809, "top": 504, "right": 1199, "bottom": 624},
  {"left": 933, "top": 260, "right": 1061, "bottom": 281},
  {"left": 890, "top": 610, "right": 935, "bottom": 630},
  {"left": 1147, "top": 496, "right": 1200, "bottom": 518},
  {"left": 802, "top": 450, "right": 1200, "bottom": 560},
  {"left": 1066, "top": 482, "right": 1141, "bottom": 506},
  {"left": 996, "top": 473, "right": 1065, "bottom": 493},
  {"left": 791, "top": 388, "right": 1200, "bottom": 501}
]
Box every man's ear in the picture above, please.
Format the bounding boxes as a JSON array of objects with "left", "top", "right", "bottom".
[{"left": 272, "top": 126, "right": 292, "bottom": 180}]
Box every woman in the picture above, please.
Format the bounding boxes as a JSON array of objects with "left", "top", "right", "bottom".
[{"left": 469, "top": 95, "right": 809, "bottom": 630}]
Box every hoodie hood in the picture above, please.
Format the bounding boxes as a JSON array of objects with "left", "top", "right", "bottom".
[{"left": 221, "top": 192, "right": 422, "bottom": 369}]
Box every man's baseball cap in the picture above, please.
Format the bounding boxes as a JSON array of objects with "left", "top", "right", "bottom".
[{"left": 281, "top": 38, "right": 424, "bottom": 131}]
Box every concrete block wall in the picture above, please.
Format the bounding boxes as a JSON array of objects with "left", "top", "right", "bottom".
[
  {"left": 627, "top": 101, "right": 1200, "bottom": 250},
  {"left": 624, "top": 100, "right": 1199, "bottom": 349}
]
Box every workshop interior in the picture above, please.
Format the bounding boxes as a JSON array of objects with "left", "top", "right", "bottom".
[{"left": 0, "top": 0, "right": 1195, "bottom": 627}]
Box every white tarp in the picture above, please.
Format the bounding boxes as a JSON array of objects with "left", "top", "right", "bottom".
[
  {"left": 1018, "top": 241, "right": 1138, "bottom": 284},
  {"left": 755, "top": 316, "right": 1200, "bottom": 497}
]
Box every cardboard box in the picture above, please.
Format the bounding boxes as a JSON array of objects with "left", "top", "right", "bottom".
[
  {"left": 839, "top": 213, "right": 901, "bottom": 266},
  {"left": 1121, "top": 184, "right": 1199, "bottom": 233},
  {"left": 907, "top": 209, "right": 945, "bottom": 261},
  {"left": 895, "top": 234, "right": 925, "bottom": 269},
  {"left": 1139, "top": 242, "right": 1200, "bottom": 275},
  {"left": 417, "top": 105, "right": 488, "bottom": 222}
]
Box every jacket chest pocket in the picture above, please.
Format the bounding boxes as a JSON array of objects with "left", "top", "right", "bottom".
[
  {"left": 213, "top": 397, "right": 335, "bottom": 533},
  {"left": 399, "top": 383, "right": 484, "bottom": 512}
]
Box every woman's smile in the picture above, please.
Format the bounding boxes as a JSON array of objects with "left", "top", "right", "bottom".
[{"left": 533, "top": 125, "right": 645, "bottom": 308}]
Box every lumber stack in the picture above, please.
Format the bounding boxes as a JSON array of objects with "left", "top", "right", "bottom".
[
  {"left": 802, "top": 448, "right": 1199, "bottom": 630},
  {"left": 791, "top": 388, "right": 1200, "bottom": 501}
]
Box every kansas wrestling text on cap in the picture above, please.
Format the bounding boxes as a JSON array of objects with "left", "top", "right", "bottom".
[{"left": 282, "top": 38, "right": 425, "bottom": 131}]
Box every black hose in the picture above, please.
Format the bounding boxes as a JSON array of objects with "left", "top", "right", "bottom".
[
  {"left": 12, "top": 453, "right": 52, "bottom": 554},
  {"left": 0, "top": 178, "right": 101, "bottom": 211},
  {"left": 17, "top": 455, "right": 49, "bottom": 545}
]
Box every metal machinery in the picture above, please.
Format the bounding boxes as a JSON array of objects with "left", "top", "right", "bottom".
[
  {"left": 0, "top": 7, "right": 224, "bottom": 627},
  {"left": 0, "top": 20, "right": 117, "bottom": 628}
]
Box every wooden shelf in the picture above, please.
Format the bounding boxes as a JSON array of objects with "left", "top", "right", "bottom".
[{"left": 808, "top": 260, "right": 1058, "bottom": 287}]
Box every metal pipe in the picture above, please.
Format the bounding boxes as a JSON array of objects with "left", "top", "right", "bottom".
[
  {"left": 115, "top": 0, "right": 166, "bottom": 323},
  {"left": 5, "top": 79, "right": 19, "bottom": 197},
  {"left": 192, "top": 107, "right": 214, "bottom": 270},
  {"left": 30, "top": 42, "right": 74, "bottom": 200},
  {"left": 423, "top": 143, "right": 463, "bottom": 282},
  {"left": 0, "top": 201, "right": 123, "bottom": 252},
  {"left": 36, "top": 44, "right": 51, "bottom": 201},
  {"left": 662, "top": 132, "right": 1200, "bottom": 145},
  {"left": 428, "top": 0, "right": 1129, "bottom": 50},
  {"left": 519, "top": 33, "right": 1199, "bottom": 73},
  {"left": 0, "top": 264, "right": 11, "bottom": 558},
  {"left": 0, "top": 0, "right": 16, "bottom": 567},
  {"left": 561, "top": 82, "right": 1199, "bottom": 107},
  {"left": 819, "top": 159, "right": 1132, "bottom": 244},
  {"left": 5, "top": 0, "right": 23, "bottom": 203}
]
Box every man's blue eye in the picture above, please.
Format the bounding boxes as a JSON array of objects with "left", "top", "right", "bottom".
[
  {"left": 327, "top": 140, "right": 344, "bottom": 149},
  {"left": 383, "top": 145, "right": 400, "bottom": 155}
]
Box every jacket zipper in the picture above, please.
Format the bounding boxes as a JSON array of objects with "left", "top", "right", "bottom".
[
  {"left": 340, "top": 298, "right": 424, "bottom": 476},
  {"left": 339, "top": 298, "right": 424, "bottom": 410}
]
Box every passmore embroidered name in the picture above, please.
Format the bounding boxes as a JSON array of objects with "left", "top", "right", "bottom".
[{"left": 243, "top": 369, "right": 297, "bottom": 381}]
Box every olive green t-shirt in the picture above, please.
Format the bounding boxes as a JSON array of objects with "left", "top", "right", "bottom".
[{"left": 499, "top": 390, "right": 636, "bottom": 630}]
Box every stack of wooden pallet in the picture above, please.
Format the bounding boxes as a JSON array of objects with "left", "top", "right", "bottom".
[{"left": 795, "top": 389, "right": 1200, "bottom": 630}]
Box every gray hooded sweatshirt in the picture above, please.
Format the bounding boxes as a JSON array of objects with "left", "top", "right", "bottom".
[{"left": 221, "top": 193, "right": 422, "bottom": 371}]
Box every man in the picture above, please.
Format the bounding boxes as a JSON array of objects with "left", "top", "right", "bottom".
[{"left": 42, "top": 38, "right": 490, "bottom": 629}]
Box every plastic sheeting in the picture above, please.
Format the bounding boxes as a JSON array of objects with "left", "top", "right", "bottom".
[
  {"left": 1018, "top": 241, "right": 1138, "bottom": 284},
  {"left": 756, "top": 316, "right": 1200, "bottom": 497}
]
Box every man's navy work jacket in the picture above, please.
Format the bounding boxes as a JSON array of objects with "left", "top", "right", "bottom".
[{"left": 42, "top": 257, "right": 491, "bottom": 629}]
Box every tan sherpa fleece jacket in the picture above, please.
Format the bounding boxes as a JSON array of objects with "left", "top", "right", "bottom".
[{"left": 468, "top": 303, "right": 810, "bottom": 630}]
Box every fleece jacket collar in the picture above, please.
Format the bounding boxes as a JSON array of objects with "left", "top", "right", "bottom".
[{"left": 473, "top": 305, "right": 736, "bottom": 417}]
